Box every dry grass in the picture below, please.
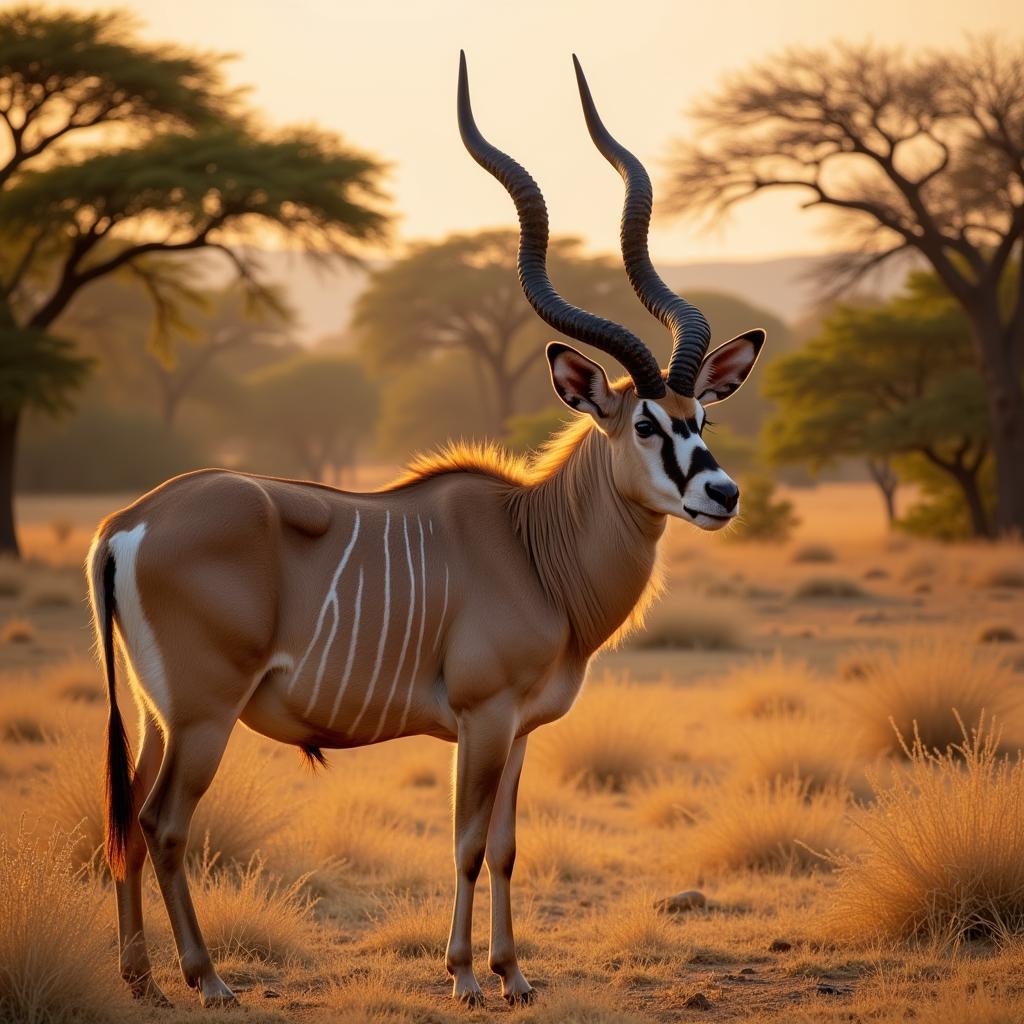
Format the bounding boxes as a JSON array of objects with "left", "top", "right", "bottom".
[
  {"left": 689, "top": 778, "right": 850, "bottom": 874},
  {"left": 595, "top": 897, "right": 686, "bottom": 969},
  {"left": 0, "top": 823, "right": 127, "bottom": 1024},
  {"left": 843, "top": 637, "right": 1022, "bottom": 755},
  {"left": 0, "top": 685, "right": 56, "bottom": 745},
  {"left": 974, "top": 561, "right": 1024, "bottom": 590},
  {"left": 632, "top": 772, "right": 703, "bottom": 828},
  {"left": 533, "top": 680, "right": 671, "bottom": 791},
  {"left": 519, "top": 813, "right": 607, "bottom": 883},
  {"left": 833, "top": 723, "right": 1024, "bottom": 946},
  {"left": 977, "top": 624, "right": 1019, "bottom": 644},
  {"left": 363, "top": 895, "right": 447, "bottom": 958}
]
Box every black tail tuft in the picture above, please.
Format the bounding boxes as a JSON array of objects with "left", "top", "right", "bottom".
[
  {"left": 101, "top": 552, "right": 134, "bottom": 880},
  {"left": 298, "top": 744, "right": 328, "bottom": 772}
]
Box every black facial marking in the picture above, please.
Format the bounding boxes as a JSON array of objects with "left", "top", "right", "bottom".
[{"left": 641, "top": 403, "right": 721, "bottom": 498}]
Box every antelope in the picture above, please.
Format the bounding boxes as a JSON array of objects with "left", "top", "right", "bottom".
[{"left": 86, "top": 53, "right": 765, "bottom": 1009}]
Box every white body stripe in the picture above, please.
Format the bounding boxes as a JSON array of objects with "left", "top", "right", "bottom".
[
  {"left": 329, "top": 565, "right": 364, "bottom": 728},
  {"left": 370, "top": 514, "right": 416, "bottom": 741},
  {"left": 301, "top": 511, "right": 361, "bottom": 715},
  {"left": 350, "top": 510, "right": 392, "bottom": 732},
  {"left": 107, "top": 523, "right": 171, "bottom": 721},
  {"left": 398, "top": 515, "right": 429, "bottom": 733},
  {"left": 433, "top": 563, "right": 450, "bottom": 652}
]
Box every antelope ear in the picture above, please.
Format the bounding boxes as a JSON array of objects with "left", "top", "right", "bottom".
[
  {"left": 546, "top": 342, "right": 617, "bottom": 419},
  {"left": 693, "top": 328, "right": 766, "bottom": 405}
]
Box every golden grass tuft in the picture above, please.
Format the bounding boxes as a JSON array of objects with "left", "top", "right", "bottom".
[
  {"left": 631, "top": 596, "right": 743, "bottom": 651},
  {"left": 726, "top": 653, "right": 819, "bottom": 718},
  {"left": 522, "top": 987, "right": 654, "bottom": 1023},
  {"left": 632, "top": 772, "right": 702, "bottom": 828},
  {"left": 844, "top": 637, "right": 1022, "bottom": 755},
  {"left": 0, "top": 615, "right": 35, "bottom": 644},
  {"left": 363, "top": 895, "right": 447, "bottom": 958},
  {"left": 533, "top": 680, "right": 671, "bottom": 791},
  {"left": 832, "top": 722, "right": 1024, "bottom": 946},
  {"left": 733, "top": 714, "right": 864, "bottom": 795},
  {"left": 184, "top": 845, "right": 319, "bottom": 965},
  {"left": 595, "top": 897, "right": 686, "bottom": 969},
  {"left": 689, "top": 777, "right": 849, "bottom": 874},
  {"left": 519, "top": 813, "right": 606, "bottom": 883},
  {"left": 0, "top": 823, "right": 127, "bottom": 1024}
]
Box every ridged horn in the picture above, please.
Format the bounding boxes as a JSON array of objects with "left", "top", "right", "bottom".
[
  {"left": 572, "top": 54, "right": 711, "bottom": 397},
  {"left": 458, "top": 51, "right": 666, "bottom": 399}
]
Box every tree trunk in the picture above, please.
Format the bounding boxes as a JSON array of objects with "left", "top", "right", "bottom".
[
  {"left": 952, "top": 466, "right": 992, "bottom": 539},
  {"left": 866, "top": 458, "right": 898, "bottom": 527},
  {"left": 969, "top": 308, "right": 1024, "bottom": 536},
  {"left": 0, "top": 411, "right": 21, "bottom": 558}
]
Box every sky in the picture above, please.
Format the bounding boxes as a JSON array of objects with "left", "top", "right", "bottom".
[{"left": 54, "top": 0, "right": 1022, "bottom": 264}]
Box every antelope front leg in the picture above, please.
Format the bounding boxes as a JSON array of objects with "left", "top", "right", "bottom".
[
  {"left": 446, "top": 705, "right": 516, "bottom": 1006},
  {"left": 486, "top": 734, "right": 533, "bottom": 1005}
]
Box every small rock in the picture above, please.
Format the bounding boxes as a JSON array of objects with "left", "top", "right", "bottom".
[
  {"left": 769, "top": 938, "right": 792, "bottom": 953},
  {"left": 739, "top": 967, "right": 756, "bottom": 975},
  {"left": 683, "top": 992, "right": 712, "bottom": 1010},
  {"left": 654, "top": 889, "right": 706, "bottom": 914}
]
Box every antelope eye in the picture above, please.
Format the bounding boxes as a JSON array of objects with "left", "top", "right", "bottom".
[{"left": 634, "top": 419, "right": 655, "bottom": 438}]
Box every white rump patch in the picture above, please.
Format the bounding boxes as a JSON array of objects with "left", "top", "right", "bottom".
[{"left": 108, "top": 523, "right": 171, "bottom": 721}]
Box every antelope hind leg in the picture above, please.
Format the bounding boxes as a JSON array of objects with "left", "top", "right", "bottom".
[
  {"left": 139, "top": 716, "right": 237, "bottom": 1007},
  {"left": 486, "top": 734, "right": 534, "bottom": 1004},
  {"left": 446, "top": 705, "right": 517, "bottom": 1006},
  {"left": 116, "top": 713, "right": 171, "bottom": 1005}
]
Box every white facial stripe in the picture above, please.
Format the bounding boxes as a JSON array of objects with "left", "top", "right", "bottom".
[
  {"left": 370, "top": 514, "right": 417, "bottom": 741},
  {"left": 398, "top": 515, "right": 429, "bottom": 735},
  {"left": 350, "top": 510, "right": 391, "bottom": 733},
  {"left": 328, "top": 565, "right": 363, "bottom": 728},
  {"left": 293, "top": 510, "right": 360, "bottom": 705}
]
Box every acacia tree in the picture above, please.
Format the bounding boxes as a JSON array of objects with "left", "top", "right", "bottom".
[
  {"left": 666, "top": 40, "right": 1024, "bottom": 535},
  {"left": 355, "top": 230, "right": 647, "bottom": 432},
  {"left": 763, "top": 274, "right": 992, "bottom": 536},
  {"left": 246, "top": 355, "right": 379, "bottom": 483},
  {"left": 0, "top": 7, "right": 388, "bottom": 554}
]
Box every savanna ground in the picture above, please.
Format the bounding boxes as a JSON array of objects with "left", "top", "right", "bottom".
[{"left": 3, "top": 482, "right": 1024, "bottom": 1024}]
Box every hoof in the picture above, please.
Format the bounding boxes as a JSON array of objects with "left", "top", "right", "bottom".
[
  {"left": 502, "top": 985, "right": 536, "bottom": 1007},
  {"left": 127, "top": 974, "right": 172, "bottom": 1007},
  {"left": 197, "top": 974, "right": 237, "bottom": 1008},
  {"left": 456, "top": 988, "right": 485, "bottom": 1008}
]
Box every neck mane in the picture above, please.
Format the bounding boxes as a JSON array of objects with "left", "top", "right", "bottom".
[
  {"left": 386, "top": 417, "right": 666, "bottom": 656},
  {"left": 507, "top": 419, "right": 665, "bottom": 656}
]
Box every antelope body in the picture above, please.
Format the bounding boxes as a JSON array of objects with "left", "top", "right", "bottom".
[{"left": 87, "top": 54, "right": 765, "bottom": 1008}]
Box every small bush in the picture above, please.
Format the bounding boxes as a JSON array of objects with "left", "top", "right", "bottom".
[
  {"left": 632, "top": 600, "right": 742, "bottom": 651},
  {"left": 978, "top": 624, "right": 1019, "bottom": 644},
  {"left": 793, "top": 576, "right": 866, "bottom": 600},
  {"left": 832, "top": 723, "right": 1024, "bottom": 945},
  {"left": 845, "top": 638, "right": 1021, "bottom": 755},
  {"left": 689, "top": 778, "right": 849, "bottom": 874},
  {"left": 975, "top": 563, "right": 1024, "bottom": 590},
  {"left": 724, "top": 476, "right": 799, "bottom": 543},
  {"left": 632, "top": 773, "right": 702, "bottom": 829},
  {"left": 792, "top": 543, "right": 836, "bottom": 564},
  {"left": 595, "top": 898, "right": 684, "bottom": 969},
  {"left": 0, "top": 824, "right": 127, "bottom": 1024},
  {"left": 364, "top": 896, "right": 447, "bottom": 959}
]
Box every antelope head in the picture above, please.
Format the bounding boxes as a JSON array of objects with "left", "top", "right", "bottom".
[{"left": 458, "top": 53, "right": 764, "bottom": 531}]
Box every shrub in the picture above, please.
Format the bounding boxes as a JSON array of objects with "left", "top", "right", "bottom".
[
  {"left": 844, "top": 638, "right": 1021, "bottom": 755},
  {"left": 632, "top": 773, "right": 702, "bottom": 828},
  {"left": 595, "top": 898, "right": 684, "bottom": 969},
  {"left": 978, "top": 624, "right": 1019, "bottom": 644},
  {"left": 0, "top": 824, "right": 127, "bottom": 1024},
  {"left": 364, "top": 896, "right": 447, "bottom": 959},
  {"left": 793, "top": 576, "right": 865, "bottom": 600},
  {"left": 976, "top": 563, "right": 1024, "bottom": 590},
  {"left": 832, "top": 723, "right": 1024, "bottom": 945},
  {"left": 1, "top": 616, "right": 35, "bottom": 644},
  {"left": 792, "top": 543, "right": 836, "bottom": 564},
  {"left": 723, "top": 476, "right": 799, "bottom": 543},
  {"left": 632, "top": 599, "right": 742, "bottom": 651},
  {"left": 727, "top": 653, "right": 818, "bottom": 718},
  {"left": 689, "top": 778, "right": 849, "bottom": 874}
]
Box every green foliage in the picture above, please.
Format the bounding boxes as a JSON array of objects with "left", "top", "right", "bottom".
[
  {"left": 896, "top": 455, "right": 997, "bottom": 542},
  {"left": 19, "top": 402, "right": 206, "bottom": 492},
  {"left": 0, "top": 329, "right": 91, "bottom": 417},
  {"left": 726, "top": 476, "right": 800, "bottom": 543},
  {"left": 245, "top": 355, "right": 380, "bottom": 480}
]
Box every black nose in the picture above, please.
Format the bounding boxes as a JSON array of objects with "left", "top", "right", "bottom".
[{"left": 704, "top": 480, "right": 739, "bottom": 513}]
